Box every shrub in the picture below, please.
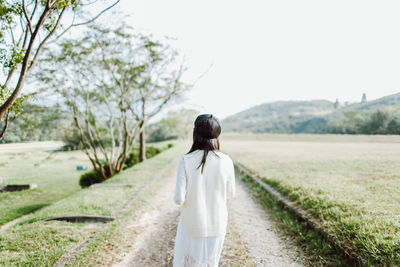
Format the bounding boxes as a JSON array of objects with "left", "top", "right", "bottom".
[
  {"left": 123, "top": 144, "right": 173, "bottom": 169},
  {"left": 124, "top": 150, "right": 140, "bottom": 169},
  {"left": 79, "top": 170, "right": 103, "bottom": 188},
  {"left": 145, "top": 145, "right": 162, "bottom": 158}
]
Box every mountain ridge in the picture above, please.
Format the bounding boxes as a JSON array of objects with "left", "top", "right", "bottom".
[{"left": 222, "top": 92, "right": 400, "bottom": 134}]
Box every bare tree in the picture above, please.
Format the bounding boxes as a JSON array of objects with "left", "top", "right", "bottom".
[{"left": 0, "top": 0, "right": 120, "bottom": 140}]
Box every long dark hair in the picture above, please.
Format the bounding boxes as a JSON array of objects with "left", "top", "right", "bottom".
[{"left": 187, "top": 114, "right": 221, "bottom": 174}]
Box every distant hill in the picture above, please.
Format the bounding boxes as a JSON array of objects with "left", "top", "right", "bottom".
[
  {"left": 222, "top": 93, "right": 400, "bottom": 134},
  {"left": 222, "top": 100, "right": 336, "bottom": 133}
]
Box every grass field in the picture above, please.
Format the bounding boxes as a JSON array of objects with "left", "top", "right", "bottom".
[
  {"left": 0, "top": 144, "right": 90, "bottom": 225},
  {"left": 221, "top": 133, "right": 400, "bottom": 265},
  {"left": 0, "top": 141, "right": 186, "bottom": 266}
]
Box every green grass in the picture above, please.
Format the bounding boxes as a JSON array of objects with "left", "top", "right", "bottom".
[
  {"left": 0, "top": 141, "right": 177, "bottom": 225},
  {"left": 237, "top": 170, "right": 351, "bottom": 266},
  {"left": 63, "top": 161, "right": 180, "bottom": 266},
  {"left": 221, "top": 133, "right": 400, "bottom": 266},
  {"left": 0, "top": 142, "right": 186, "bottom": 266},
  {"left": 0, "top": 149, "right": 90, "bottom": 225}
]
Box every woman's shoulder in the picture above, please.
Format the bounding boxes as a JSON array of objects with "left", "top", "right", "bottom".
[
  {"left": 182, "top": 149, "right": 202, "bottom": 158},
  {"left": 182, "top": 150, "right": 230, "bottom": 159},
  {"left": 213, "top": 150, "right": 233, "bottom": 162},
  {"left": 182, "top": 150, "right": 232, "bottom": 161}
]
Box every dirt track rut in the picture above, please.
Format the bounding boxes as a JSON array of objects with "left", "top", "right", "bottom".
[{"left": 112, "top": 168, "right": 306, "bottom": 267}]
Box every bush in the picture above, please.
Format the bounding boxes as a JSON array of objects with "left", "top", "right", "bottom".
[
  {"left": 79, "top": 170, "right": 103, "bottom": 188},
  {"left": 79, "top": 144, "right": 174, "bottom": 187},
  {"left": 123, "top": 144, "right": 174, "bottom": 169},
  {"left": 145, "top": 145, "right": 162, "bottom": 158},
  {"left": 124, "top": 150, "right": 140, "bottom": 169}
]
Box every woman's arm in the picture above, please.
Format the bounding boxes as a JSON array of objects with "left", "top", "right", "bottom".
[
  {"left": 173, "top": 157, "right": 187, "bottom": 205},
  {"left": 227, "top": 158, "right": 236, "bottom": 200}
]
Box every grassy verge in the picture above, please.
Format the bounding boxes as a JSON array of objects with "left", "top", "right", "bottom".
[
  {"left": 0, "top": 150, "right": 90, "bottom": 225},
  {"left": 0, "top": 142, "right": 186, "bottom": 266},
  {"left": 237, "top": 169, "right": 352, "bottom": 266},
  {"left": 63, "top": 159, "right": 180, "bottom": 266},
  {"left": 222, "top": 134, "right": 400, "bottom": 266}
]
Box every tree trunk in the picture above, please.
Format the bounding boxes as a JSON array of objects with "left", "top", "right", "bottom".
[
  {"left": 139, "top": 119, "right": 146, "bottom": 162},
  {"left": 0, "top": 6, "right": 50, "bottom": 121}
]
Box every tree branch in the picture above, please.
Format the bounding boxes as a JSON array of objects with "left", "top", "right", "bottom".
[
  {"left": 0, "top": 111, "right": 10, "bottom": 139},
  {"left": 0, "top": 4, "right": 50, "bottom": 120},
  {"left": 22, "top": 0, "right": 33, "bottom": 34},
  {"left": 27, "top": 7, "right": 67, "bottom": 74},
  {"left": 48, "top": 0, "right": 121, "bottom": 44},
  {"left": 30, "top": 1, "right": 39, "bottom": 21},
  {"left": 72, "top": 105, "right": 101, "bottom": 174}
]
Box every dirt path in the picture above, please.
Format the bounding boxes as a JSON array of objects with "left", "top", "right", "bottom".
[
  {"left": 227, "top": 179, "right": 306, "bottom": 266},
  {"left": 112, "top": 169, "right": 180, "bottom": 266},
  {"left": 112, "top": 170, "right": 307, "bottom": 267}
]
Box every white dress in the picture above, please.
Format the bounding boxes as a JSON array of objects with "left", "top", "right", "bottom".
[
  {"left": 173, "top": 215, "right": 225, "bottom": 267},
  {"left": 172, "top": 150, "right": 235, "bottom": 267}
]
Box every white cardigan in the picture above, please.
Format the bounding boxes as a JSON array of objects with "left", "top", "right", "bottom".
[{"left": 173, "top": 149, "right": 236, "bottom": 237}]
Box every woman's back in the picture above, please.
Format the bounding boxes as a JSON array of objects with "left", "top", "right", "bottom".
[
  {"left": 173, "top": 114, "right": 235, "bottom": 267},
  {"left": 179, "top": 150, "right": 235, "bottom": 237}
]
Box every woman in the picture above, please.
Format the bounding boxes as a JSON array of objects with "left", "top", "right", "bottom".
[{"left": 173, "top": 114, "right": 236, "bottom": 267}]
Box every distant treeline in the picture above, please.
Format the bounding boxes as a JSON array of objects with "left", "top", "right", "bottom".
[
  {"left": 0, "top": 104, "right": 67, "bottom": 144},
  {"left": 222, "top": 93, "right": 400, "bottom": 135},
  {"left": 325, "top": 110, "right": 400, "bottom": 135},
  {"left": 0, "top": 105, "right": 198, "bottom": 145},
  {"left": 279, "top": 109, "right": 400, "bottom": 135}
]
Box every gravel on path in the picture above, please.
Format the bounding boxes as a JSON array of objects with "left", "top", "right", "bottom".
[
  {"left": 112, "top": 169, "right": 307, "bottom": 267},
  {"left": 112, "top": 170, "right": 179, "bottom": 267},
  {"left": 229, "top": 179, "right": 307, "bottom": 267}
]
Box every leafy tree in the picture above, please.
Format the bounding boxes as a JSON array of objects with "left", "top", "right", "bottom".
[
  {"left": 61, "top": 125, "right": 81, "bottom": 150},
  {"left": 342, "top": 111, "right": 365, "bottom": 134},
  {"left": 361, "top": 110, "right": 389, "bottom": 134},
  {"left": 131, "top": 45, "right": 189, "bottom": 161},
  {"left": 35, "top": 24, "right": 187, "bottom": 180},
  {"left": 387, "top": 119, "right": 400, "bottom": 134},
  {"left": 0, "top": 103, "right": 67, "bottom": 143},
  {"left": 0, "top": 0, "right": 120, "bottom": 140}
]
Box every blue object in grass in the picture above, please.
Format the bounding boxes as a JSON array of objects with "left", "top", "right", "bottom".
[{"left": 76, "top": 165, "right": 88, "bottom": 171}]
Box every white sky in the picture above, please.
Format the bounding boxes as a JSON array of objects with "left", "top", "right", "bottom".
[{"left": 118, "top": 0, "right": 400, "bottom": 119}]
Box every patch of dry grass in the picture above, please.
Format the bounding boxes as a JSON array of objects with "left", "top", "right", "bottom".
[{"left": 221, "top": 134, "right": 400, "bottom": 265}]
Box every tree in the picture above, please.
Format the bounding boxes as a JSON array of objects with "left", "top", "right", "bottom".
[
  {"left": 334, "top": 98, "right": 339, "bottom": 109},
  {"left": 361, "top": 93, "right": 367, "bottom": 103},
  {"left": 128, "top": 39, "right": 189, "bottom": 161},
  {"left": 35, "top": 24, "right": 188, "bottom": 179},
  {"left": 342, "top": 111, "right": 364, "bottom": 134},
  {"left": 0, "top": 103, "right": 67, "bottom": 143},
  {"left": 0, "top": 0, "right": 120, "bottom": 140},
  {"left": 147, "top": 109, "right": 198, "bottom": 142},
  {"left": 361, "top": 110, "right": 389, "bottom": 134},
  {"left": 387, "top": 118, "right": 400, "bottom": 134}
]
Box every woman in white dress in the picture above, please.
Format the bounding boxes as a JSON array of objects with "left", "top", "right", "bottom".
[{"left": 173, "top": 114, "right": 236, "bottom": 267}]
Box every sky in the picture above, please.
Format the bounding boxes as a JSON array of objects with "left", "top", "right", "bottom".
[{"left": 117, "top": 0, "right": 400, "bottom": 119}]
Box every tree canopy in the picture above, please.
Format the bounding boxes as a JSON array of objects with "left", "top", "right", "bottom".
[
  {"left": 0, "top": 0, "right": 120, "bottom": 139},
  {"left": 35, "top": 23, "right": 189, "bottom": 179}
]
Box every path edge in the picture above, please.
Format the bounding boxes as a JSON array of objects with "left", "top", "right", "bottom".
[{"left": 234, "top": 161, "right": 370, "bottom": 267}]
